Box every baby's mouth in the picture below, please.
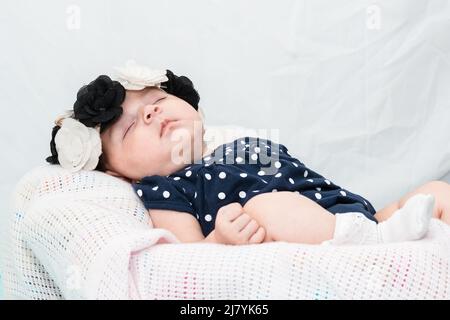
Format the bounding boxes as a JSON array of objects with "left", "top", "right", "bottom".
[{"left": 160, "top": 119, "right": 175, "bottom": 137}]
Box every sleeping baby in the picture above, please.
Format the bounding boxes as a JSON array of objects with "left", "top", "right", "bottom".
[{"left": 46, "top": 61, "right": 450, "bottom": 246}]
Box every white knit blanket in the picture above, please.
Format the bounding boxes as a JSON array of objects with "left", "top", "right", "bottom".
[{"left": 1, "top": 165, "right": 449, "bottom": 299}]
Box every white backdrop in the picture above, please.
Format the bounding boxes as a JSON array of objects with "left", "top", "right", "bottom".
[{"left": 1, "top": 0, "right": 450, "bottom": 221}]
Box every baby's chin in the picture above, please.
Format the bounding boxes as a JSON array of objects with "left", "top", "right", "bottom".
[{"left": 163, "top": 138, "right": 203, "bottom": 169}]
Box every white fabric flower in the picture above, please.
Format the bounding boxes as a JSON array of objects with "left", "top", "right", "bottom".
[
  {"left": 114, "top": 60, "right": 168, "bottom": 90},
  {"left": 55, "top": 118, "right": 102, "bottom": 172}
]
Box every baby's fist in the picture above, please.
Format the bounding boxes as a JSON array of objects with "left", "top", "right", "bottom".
[{"left": 215, "top": 202, "right": 266, "bottom": 245}]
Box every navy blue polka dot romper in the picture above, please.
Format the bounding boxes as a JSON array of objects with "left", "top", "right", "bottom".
[{"left": 132, "top": 137, "right": 377, "bottom": 237}]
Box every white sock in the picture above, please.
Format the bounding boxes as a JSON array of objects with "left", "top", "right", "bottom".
[
  {"left": 377, "top": 193, "right": 434, "bottom": 243},
  {"left": 321, "top": 212, "right": 380, "bottom": 245},
  {"left": 322, "top": 193, "right": 435, "bottom": 245}
]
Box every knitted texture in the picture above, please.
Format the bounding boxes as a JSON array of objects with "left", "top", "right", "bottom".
[{"left": 1, "top": 165, "right": 449, "bottom": 299}]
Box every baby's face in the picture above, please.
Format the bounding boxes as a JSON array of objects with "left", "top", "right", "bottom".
[{"left": 101, "top": 86, "right": 204, "bottom": 181}]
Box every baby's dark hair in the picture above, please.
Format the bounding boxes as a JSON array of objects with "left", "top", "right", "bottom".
[{"left": 46, "top": 70, "right": 200, "bottom": 172}]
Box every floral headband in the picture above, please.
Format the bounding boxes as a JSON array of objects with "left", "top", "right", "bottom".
[{"left": 46, "top": 60, "right": 201, "bottom": 172}]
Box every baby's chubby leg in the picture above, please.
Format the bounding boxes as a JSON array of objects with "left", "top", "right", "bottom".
[
  {"left": 242, "top": 191, "right": 336, "bottom": 244},
  {"left": 322, "top": 194, "right": 434, "bottom": 245},
  {"left": 241, "top": 191, "right": 435, "bottom": 245}
]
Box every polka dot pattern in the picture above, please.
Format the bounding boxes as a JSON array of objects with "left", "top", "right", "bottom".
[{"left": 133, "top": 137, "right": 376, "bottom": 237}]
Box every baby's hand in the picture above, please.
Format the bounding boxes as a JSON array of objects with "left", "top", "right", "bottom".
[{"left": 214, "top": 202, "right": 266, "bottom": 245}]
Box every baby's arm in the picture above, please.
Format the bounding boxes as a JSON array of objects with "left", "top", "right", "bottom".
[
  {"left": 149, "top": 207, "right": 266, "bottom": 245},
  {"left": 149, "top": 209, "right": 217, "bottom": 243}
]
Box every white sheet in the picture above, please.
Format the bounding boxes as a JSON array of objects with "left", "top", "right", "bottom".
[{"left": 1, "top": 165, "right": 449, "bottom": 299}]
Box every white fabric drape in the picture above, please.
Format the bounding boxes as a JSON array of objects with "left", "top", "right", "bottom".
[{"left": 1, "top": 164, "right": 449, "bottom": 299}]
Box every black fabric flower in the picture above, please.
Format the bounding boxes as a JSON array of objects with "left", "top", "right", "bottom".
[
  {"left": 161, "top": 70, "right": 200, "bottom": 110},
  {"left": 45, "top": 125, "right": 61, "bottom": 165},
  {"left": 73, "top": 75, "right": 125, "bottom": 133}
]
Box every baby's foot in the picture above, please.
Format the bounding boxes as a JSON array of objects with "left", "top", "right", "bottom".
[{"left": 378, "top": 193, "right": 435, "bottom": 243}]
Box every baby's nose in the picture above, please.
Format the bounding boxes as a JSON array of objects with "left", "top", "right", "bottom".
[{"left": 143, "top": 105, "right": 161, "bottom": 122}]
